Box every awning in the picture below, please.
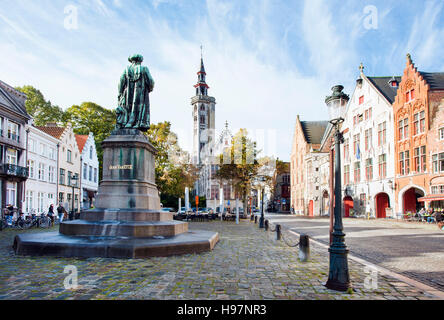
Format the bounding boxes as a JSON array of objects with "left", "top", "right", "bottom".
[{"left": 418, "top": 194, "right": 444, "bottom": 202}]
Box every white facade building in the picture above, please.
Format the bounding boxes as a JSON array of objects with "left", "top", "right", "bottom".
[
  {"left": 341, "top": 64, "right": 400, "bottom": 218},
  {"left": 304, "top": 149, "right": 329, "bottom": 216},
  {"left": 76, "top": 133, "right": 99, "bottom": 209},
  {"left": 202, "top": 122, "right": 235, "bottom": 211},
  {"left": 24, "top": 125, "right": 59, "bottom": 214}
]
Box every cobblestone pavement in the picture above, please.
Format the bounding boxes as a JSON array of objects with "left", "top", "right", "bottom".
[
  {"left": 264, "top": 213, "right": 444, "bottom": 292},
  {"left": 0, "top": 220, "right": 439, "bottom": 300}
]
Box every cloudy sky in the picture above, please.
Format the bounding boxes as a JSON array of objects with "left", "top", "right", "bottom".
[{"left": 1, "top": 0, "right": 443, "bottom": 161}]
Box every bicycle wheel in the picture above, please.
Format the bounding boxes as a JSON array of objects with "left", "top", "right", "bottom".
[
  {"left": 39, "top": 218, "right": 49, "bottom": 228},
  {"left": 17, "top": 220, "right": 26, "bottom": 230},
  {"left": 23, "top": 220, "right": 32, "bottom": 229}
]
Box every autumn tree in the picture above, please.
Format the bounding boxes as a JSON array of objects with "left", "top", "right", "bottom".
[
  {"left": 145, "top": 121, "right": 199, "bottom": 208},
  {"left": 214, "top": 129, "right": 261, "bottom": 212}
]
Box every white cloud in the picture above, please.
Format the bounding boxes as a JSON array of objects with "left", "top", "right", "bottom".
[
  {"left": 404, "top": 1, "right": 444, "bottom": 70},
  {"left": 1, "top": 0, "right": 442, "bottom": 162}
]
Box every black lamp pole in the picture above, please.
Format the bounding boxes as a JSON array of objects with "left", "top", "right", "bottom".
[
  {"left": 259, "top": 187, "right": 265, "bottom": 228},
  {"left": 258, "top": 176, "right": 266, "bottom": 228},
  {"left": 325, "top": 85, "right": 351, "bottom": 292},
  {"left": 71, "top": 174, "right": 77, "bottom": 220}
]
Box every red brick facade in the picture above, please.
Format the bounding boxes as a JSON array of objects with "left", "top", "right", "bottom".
[{"left": 393, "top": 54, "right": 444, "bottom": 214}]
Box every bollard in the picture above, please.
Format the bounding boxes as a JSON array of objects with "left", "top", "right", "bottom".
[
  {"left": 254, "top": 215, "right": 257, "bottom": 224},
  {"left": 298, "top": 234, "right": 310, "bottom": 262},
  {"left": 276, "top": 224, "right": 281, "bottom": 240},
  {"left": 264, "top": 220, "right": 269, "bottom": 231}
]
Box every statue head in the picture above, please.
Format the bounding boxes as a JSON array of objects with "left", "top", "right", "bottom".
[{"left": 128, "top": 54, "right": 144, "bottom": 64}]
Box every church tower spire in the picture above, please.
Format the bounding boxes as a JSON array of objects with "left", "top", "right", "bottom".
[
  {"left": 191, "top": 47, "right": 216, "bottom": 168},
  {"left": 195, "top": 46, "right": 209, "bottom": 96}
]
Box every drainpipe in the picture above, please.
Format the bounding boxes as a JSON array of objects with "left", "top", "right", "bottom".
[
  {"left": 79, "top": 155, "right": 82, "bottom": 211},
  {"left": 329, "top": 140, "right": 334, "bottom": 246},
  {"left": 24, "top": 127, "right": 29, "bottom": 211},
  {"left": 56, "top": 142, "right": 60, "bottom": 205}
]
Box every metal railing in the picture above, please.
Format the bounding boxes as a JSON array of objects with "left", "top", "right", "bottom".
[
  {"left": 260, "top": 218, "right": 311, "bottom": 261},
  {"left": 0, "top": 163, "right": 29, "bottom": 178}
]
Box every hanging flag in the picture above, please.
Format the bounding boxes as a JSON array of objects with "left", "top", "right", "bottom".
[{"left": 356, "top": 144, "right": 361, "bottom": 160}]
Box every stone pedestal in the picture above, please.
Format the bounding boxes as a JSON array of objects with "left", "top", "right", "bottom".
[{"left": 14, "top": 129, "right": 219, "bottom": 258}]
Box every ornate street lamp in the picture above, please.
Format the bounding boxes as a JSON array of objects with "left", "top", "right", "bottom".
[
  {"left": 71, "top": 174, "right": 78, "bottom": 220},
  {"left": 256, "top": 175, "right": 267, "bottom": 228},
  {"left": 324, "top": 85, "right": 351, "bottom": 291}
]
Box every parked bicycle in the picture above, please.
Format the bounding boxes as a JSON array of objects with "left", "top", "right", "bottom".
[{"left": 38, "top": 212, "right": 51, "bottom": 228}]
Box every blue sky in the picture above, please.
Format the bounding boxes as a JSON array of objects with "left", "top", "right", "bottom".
[{"left": 1, "top": 0, "right": 444, "bottom": 161}]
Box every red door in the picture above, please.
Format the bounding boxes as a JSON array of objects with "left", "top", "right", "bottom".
[
  {"left": 375, "top": 193, "right": 389, "bottom": 218},
  {"left": 343, "top": 197, "right": 353, "bottom": 217},
  {"left": 403, "top": 188, "right": 417, "bottom": 214},
  {"left": 308, "top": 200, "right": 314, "bottom": 217}
]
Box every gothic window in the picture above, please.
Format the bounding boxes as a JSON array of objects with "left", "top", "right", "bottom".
[
  {"left": 406, "top": 89, "right": 415, "bottom": 102},
  {"left": 399, "top": 150, "right": 410, "bottom": 175},
  {"left": 200, "top": 104, "right": 205, "bottom": 111},
  {"left": 200, "top": 115, "right": 205, "bottom": 124}
]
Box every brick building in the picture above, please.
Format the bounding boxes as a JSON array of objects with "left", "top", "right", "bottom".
[
  {"left": 290, "top": 115, "right": 328, "bottom": 215},
  {"left": 393, "top": 54, "right": 444, "bottom": 214}
]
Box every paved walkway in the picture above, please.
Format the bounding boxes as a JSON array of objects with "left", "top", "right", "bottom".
[
  {"left": 265, "top": 213, "right": 444, "bottom": 292},
  {"left": 0, "top": 220, "right": 439, "bottom": 300}
]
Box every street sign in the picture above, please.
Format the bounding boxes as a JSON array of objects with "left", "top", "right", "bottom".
[{"left": 282, "top": 199, "right": 286, "bottom": 204}]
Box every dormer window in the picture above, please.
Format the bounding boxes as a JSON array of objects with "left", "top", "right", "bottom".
[{"left": 388, "top": 76, "right": 398, "bottom": 88}]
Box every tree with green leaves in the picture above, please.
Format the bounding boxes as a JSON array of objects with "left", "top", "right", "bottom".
[
  {"left": 214, "top": 128, "right": 261, "bottom": 213},
  {"left": 145, "top": 121, "right": 199, "bottom": 208},
  {"left": 63, "top": 102, "right": 116, "bottom": 180},
  {"left": 15, "top": 85, "right": 65, "bottom": 125}
]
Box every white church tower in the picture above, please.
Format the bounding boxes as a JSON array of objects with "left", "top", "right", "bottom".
[{"left": 191, "top": 51, "right": 216, "bottom": 166}]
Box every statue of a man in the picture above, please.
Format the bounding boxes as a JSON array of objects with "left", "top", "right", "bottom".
[{"left": 116, "top": 54, "right": 155, "bottom": 131}]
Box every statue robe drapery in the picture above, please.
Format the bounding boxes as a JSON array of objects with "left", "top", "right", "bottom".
[{"left": 117, "top": 62, "right": 154, "bottom": 131}]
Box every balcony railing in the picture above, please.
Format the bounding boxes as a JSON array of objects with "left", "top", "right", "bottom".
[{"left": 0, "top": 163, "right": 29, "bottom": 178}]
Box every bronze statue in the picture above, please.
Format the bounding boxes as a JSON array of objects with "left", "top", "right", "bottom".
[{"left": 116, "top": 54, "right": 155, "bottom": 131}]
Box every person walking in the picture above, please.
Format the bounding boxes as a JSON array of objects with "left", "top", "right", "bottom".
[
  {"left": 57, "top": 203, "right": 66, "bottom": 223},
  {"left": 5, "top": 204, "right": 14, "bottom": 225},
  {"left": 48, "top": 204, "right": 55, "bottom": 227}
]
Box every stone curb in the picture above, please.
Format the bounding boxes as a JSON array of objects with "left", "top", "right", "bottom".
[{"left": 282, "top": 226, "right": 444, "bottom": 300}]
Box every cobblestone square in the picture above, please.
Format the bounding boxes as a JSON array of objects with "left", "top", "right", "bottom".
[{"left": 0, "top": 220, "right": 439, "bottom": 300}]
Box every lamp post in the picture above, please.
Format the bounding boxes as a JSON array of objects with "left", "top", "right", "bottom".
[
  {"left": 324, "top": 85, "right": 351, "bottom": 292},
  {"left": 256, "top": 175, "right": 267, "bottom": 228},
  {"left": 70, "top": 174, "right": 78, "bottom": 220}
]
